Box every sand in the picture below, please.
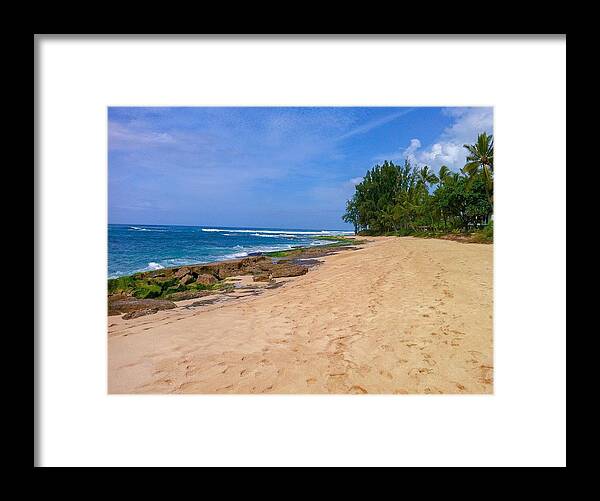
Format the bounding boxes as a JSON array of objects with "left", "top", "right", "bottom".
[{"left": 108, "top": 236, "right": 493, "bottom": 394}]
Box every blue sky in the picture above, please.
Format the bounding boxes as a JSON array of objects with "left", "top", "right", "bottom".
[{"left": 108, "top": 107, "right": 492, "bottom": 229}]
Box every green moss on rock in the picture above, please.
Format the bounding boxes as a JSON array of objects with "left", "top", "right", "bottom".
[{"left": 132, "top": 282, "right": 162, "bottom": 299}]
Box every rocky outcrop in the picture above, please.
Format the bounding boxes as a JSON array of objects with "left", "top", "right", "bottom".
[
  {"left": 108, "top": 296, "right": 176, "bottom": 316},
  {"left": 178, "top": 273, "right": 196, "bottom": 286},
  {"left": 173, "top": 266, "right": 192, "bottom": 279},
  {"left": 122, "top": 308, "right": 159, "bottom": 320},
  {"left": 195, "top": 273, "right": 218, "bottom": 286},
  {"left": 270, "top": 263, "right": 307, "bottom": 278},
  {"left": 163, "top": 290, "right": 214, "bottom": 301},
  {"left": 135, "top": 255, "right": 308, "bottom": 282}
]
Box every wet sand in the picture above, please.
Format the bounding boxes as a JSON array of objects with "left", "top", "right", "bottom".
[{"left": 108, "top": 236, "right": 493, "bottom": 394}]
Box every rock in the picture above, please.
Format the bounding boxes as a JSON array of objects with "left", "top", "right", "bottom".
[
  {"left": 253, "top": 273, "right": 271, "bottom": 282},
  {"left": 122, "top": 308, "right": 159, "bottom": 320},
  {"left": 108, "top": 296, "right": 176, "bottom": 316},
  {"left": 191, "top": 256, "right": 270, "bottom": 279},
  {"left": 115, "top": 255, "right": 308, "bottom": 286},
  {"left": 269, "top": 263, "right": 308, "bottom": 278},
  {"left": 195, "top": 273, "right": 218, "bottom": 286},
  {"left": 173, "top": 266, "right": 193, "bottom": 279},
  {"left": 179, "top": 273, "right": 195, "bottom": 285},
  {"left": 164, "top": 290, "right": 213, "bottom": 301}
]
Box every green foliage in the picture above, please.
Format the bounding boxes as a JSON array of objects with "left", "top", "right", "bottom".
[
  {"left": 132, "top": 282, "right": 162, "bottom": 299},
  {"left": 343, "top": 134, "right": 493, "bottom": 235},
  {"left": 164, "top": 284, "right": 188, "bottom": 295},
  {"left": 463, "top": 132, "right": 494, "bottom": 205},
  {"left": 471, "top": 221, "right": 494, "bottom": 243},
  {"left": 108, "top": 273, "right": 229, "bottom": 299},
  {"left": 264, "top": 250, "right": 293, "bottom": 257},
  {"left": 107, "top": 275, "right": 136, "bottom": 295}
]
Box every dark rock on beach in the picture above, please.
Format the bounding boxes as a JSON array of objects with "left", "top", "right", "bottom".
[
  {"left": 108, "top": 296, "right": 177, "bottom": 317},
  {"left": 136, "top": 255, "right": 309, "bottom": 282},
  {"left": 122, "top": 308, "right": 159, "bottom": 320},
  {"left": 163, "top": 290, "right": 214, "bottom": 301},
  {"left": 178, "top": 273, "right": 196, "bottom": 286},
  {"left": 270, "top": 262, "right": 307, "bottom": 278},
  {"left": 173, "top": 267, "right": 192, "bottom": 279},
  {"left": 195, "top": 273, "right": 218, "bottom": 286},
  {"left": 109, "top": 254, "right": 316, "bottom": 310}
]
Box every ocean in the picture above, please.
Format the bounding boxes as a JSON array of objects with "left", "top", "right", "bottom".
[{"left": 108, "top": 224, "right": 353, "bottom": 278}]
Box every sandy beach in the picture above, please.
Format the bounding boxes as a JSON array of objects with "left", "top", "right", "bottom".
[{"left": 108, "top": 236, "right": 493, "bottom": 394}]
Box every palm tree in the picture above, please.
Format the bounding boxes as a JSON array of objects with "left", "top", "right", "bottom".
[
  {"left": 416, "top": 166, "right": 439, "bottom": 191},
  {"left": 437, "top": 165, "right": 451, "bottom": 186},
  {"left": 463, "top": 132, "right": 493, "bottom": 204}
]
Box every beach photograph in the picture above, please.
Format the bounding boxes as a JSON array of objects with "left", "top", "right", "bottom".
[
  {"left": 108, "top": 106, "right": 494, "bottom": 394},
  {"left": 37, "top": 34, "right": 566, "bottom": 467}
]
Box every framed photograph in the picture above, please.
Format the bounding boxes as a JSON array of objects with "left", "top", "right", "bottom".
[
  {"left": 35, "top": 35, "right": 566, "bottom": 467},
  {"left": 107, "top": 105, "right": 494, "bottom": 396}
]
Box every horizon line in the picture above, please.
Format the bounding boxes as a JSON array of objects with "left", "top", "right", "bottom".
[{"left": 108, "top": 222, "right": 353, "bottom": 231}]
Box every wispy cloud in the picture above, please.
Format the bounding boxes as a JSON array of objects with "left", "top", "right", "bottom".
[
  {"left": 337, "top": 108, "right": 414, "bottom": 141},
  {"left": 108, "top": 121, "right": 177, "bottom": 150}
]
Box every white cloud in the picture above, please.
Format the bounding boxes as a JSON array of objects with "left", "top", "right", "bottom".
[
  {"left": 377, "top": 107, "right": 493, "bottom": 173},
  {"left": 403, "top": 138, "right": 422, "bottom": 164}
]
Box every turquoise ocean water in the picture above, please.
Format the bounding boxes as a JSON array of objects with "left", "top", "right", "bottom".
[{"left": 108, "top": 224, "right": 353, "bottom": 278}]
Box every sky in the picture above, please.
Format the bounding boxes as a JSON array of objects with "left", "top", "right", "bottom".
[{"left": 108, "top": 106, "right": 492, "bottom": 230}]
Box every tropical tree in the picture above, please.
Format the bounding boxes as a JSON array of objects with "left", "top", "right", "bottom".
[
  {"left": 342, "top": 199, "right": 359, "bottom": 234},
  {"left": 342, "top": 133, "right": 493, "bottom": 235},
  {"left": 463, "top": 132, "right": 494, "bottom": 205},
  {"left": 437, "top": 165, "right": 451, "bottom": 186},
  {"left": 416, "top": 165, "right": 439, "bottom": 191}
]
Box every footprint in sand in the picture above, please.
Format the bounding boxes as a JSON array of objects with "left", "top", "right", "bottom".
[
  {"left": 422, "top": 354, "right": 437, "bottom": 366},
  {"left": 479, "top": 365, "right": 494, "bottom": 385},
  {"left": 408, "top": 367, "right": 434, "bottom": 377}
]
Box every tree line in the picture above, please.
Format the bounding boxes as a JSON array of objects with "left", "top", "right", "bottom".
[{"left": 342, "top": 132, "right": 493, "bottom": 235}]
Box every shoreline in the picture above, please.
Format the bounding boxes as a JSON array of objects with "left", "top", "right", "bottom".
[
  {"left": 108, "top": 226, "right": 355, "bottom": 279},
  {"left": 108, "top": 236, "right": 493, "bottom": 394},
  {"left": 107, "top": 236, "right": 364, "bottom": 316}
]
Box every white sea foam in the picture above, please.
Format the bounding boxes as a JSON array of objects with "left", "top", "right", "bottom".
[
  {"left": 129, "top": 226, "right": 166, "bottom": 232},
  {"left": 146, "top": 262, "right": 165, "bottom": 270},
  {"left": 220, "top": 244, "right": 296, "bottom": 259},
  {"left": 251, "top": 233, "right": 299, "bottom": 238},
  {"left": 201, "top": 228, "right": 352, "bottom": 235},
  {"left": 222, "top": 251, "right": 250, "bottom": 260}
]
